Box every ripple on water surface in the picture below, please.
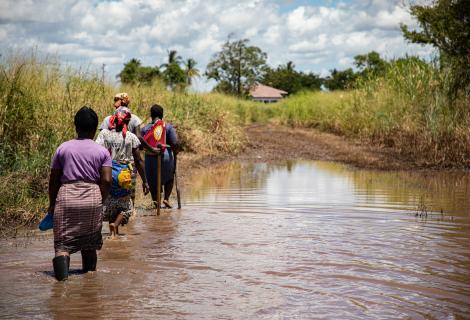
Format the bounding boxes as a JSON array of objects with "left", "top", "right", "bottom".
[{"left": 1, "top": 161, "right": 470, "bottom": 319}]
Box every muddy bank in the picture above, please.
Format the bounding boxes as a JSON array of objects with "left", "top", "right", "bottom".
[{"left": 178, "top": 124, "right": 419, "bottom": 175}]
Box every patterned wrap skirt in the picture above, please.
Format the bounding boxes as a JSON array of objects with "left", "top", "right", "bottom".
[
  {"left": 103, "top": 195, "right": 133, "bottom": 225},
  {"left": 53, "top": 182, "right": 103, "bottom": 254}
]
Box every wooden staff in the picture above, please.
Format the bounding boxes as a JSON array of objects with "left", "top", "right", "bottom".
[
  {"left": 156, "top": 145, "right": 162, "bottom": 216},
  {"left": 174, "top": 152, "right": 181, "bottom": 209}
]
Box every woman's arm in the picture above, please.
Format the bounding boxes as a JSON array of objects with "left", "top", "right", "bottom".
[
  {"left": 99, "top": 167, "right": 112, "bottom": 202},
  {"left": 48, "top": 169, "right": 62, "bottom": 213},
  {"left": 132, "top": 147, "right": 150, "bottom": 195},
  {"left": 135, "top": 125, "right": 142, "bottom": 140}
]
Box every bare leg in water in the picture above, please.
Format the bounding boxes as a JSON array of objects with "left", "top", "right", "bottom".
[
  {"left": 109, "top": 213, "right": 125, "bottom": 238},
  {"left": 55, "top": 251, "right": 70, "bottom": 258},
  {"left": 162, "top": 179, "right": 174, "bottom": 208}
]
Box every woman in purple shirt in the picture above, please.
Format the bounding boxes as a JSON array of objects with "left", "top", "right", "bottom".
[{"left": 48, "top": 106, "right": 112, "bottom": 281}]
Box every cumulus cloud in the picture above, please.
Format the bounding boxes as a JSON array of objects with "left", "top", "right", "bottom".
[{"left": 0, "top": 0, "right": 432, "bottom": 91}]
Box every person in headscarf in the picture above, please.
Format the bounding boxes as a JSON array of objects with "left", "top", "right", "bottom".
[
  {"left": 140, "top": 104, "right": 179, "bottom": 208},
  {"left": 99, "top": 93, "right": 143, "bottom": 135},
  {"left": 99, "top": 93, "right": 143, "bottom": 206},
  {"left": 96, "top": 107, "right": 149, "bottom": 237},
  {"left": 48, "top": 106, "right": 112, "bottom": 281}
]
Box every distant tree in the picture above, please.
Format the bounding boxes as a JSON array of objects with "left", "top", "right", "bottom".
[
  {"left": 263, "top": 66, "right": 303, "bottom": 94},
  {"left": 117, "top": 58, "right": 160, "bottom": 84},
  {"left": 206, "top": 37, "right": 268, "bottom": 96},
  {"left": 286, "top": 61, "right": 295, "bottom": 72},
  {"left": 212, "top": 81, "right": 233, "bottom": 94},
  {"left": 354, "top": 51, "right": 388, "bottom": 77},
  {"left": 298, "top": 72, "right": 323, "bottom": 91},
  {"left": 117, "top": 58, "right": 141, "bottom": 84},
  {"left": 160, "top": 50, "right": 186, "bottom": 89},
  {"left": 136, "top": 66, "right": 160, "bottom": 84},
  {"left": 184, "top": 58, "right": 200, "bottom": 86},
  {"left": 161, "top": 49, "right": 182, "bottom": 69},
  {"left": 163, "top": 63, "right": 186, "bottom": 89},
  {"left": 262, "top": 62, "right": 322, "bottom": 95},
  {"left": 324, "top": 68, "right": 357, "bottom": 91},
  {"left": 400, "top": 0, "right": 470, "bottom": 96}
]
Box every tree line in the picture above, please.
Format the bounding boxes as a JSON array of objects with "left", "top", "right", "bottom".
[
  {"left": 118, "top": 0, "right": 469, "bottom": 98},
  {"left": 118, "top": 41, "right": 390, "bottom": 94},
  {"left": 118, "top": 50, "right": 200, "bottom": 90}
]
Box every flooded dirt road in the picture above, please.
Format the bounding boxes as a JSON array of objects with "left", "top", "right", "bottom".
[{"left": 1, "top": 161, "right": 470, "bottom": 319}]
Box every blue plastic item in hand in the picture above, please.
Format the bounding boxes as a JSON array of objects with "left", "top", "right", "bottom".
[{"left": 38, "top": 212, "right": 53, "bottom": 231}]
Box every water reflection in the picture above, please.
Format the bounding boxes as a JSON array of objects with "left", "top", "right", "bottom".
[
  {"left": 1, "top": 160, "right": 470, "bottom": 319},
  {"left": 189, "top": 160, "right": 470, "bottom": 217}
]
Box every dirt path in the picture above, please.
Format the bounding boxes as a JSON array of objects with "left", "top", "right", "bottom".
[{"left": 178, "top": 124, "right": 413, "bottom": 176}]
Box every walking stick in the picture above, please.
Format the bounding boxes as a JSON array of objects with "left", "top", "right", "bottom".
[
  {"left": 156, "top": 146, "right": 162, "bottom": 216},
  {"left": 174, "top": 152, "right": 182, "bottom": 209}
]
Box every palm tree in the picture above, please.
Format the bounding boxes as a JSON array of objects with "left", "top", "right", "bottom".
[
  {"left": 184, "top": 58, "right": 200, "bottom": 86},
  {"left": 286, "top": 61, "right": 295, "bottom": 72},
  {"left": 160, "top": 49, "right": 182, "bottom": 69}
]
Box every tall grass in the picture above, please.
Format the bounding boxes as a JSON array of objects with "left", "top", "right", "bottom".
[
  {"left": 274, "top": 59, "right": 470, "bottom": 168},
  {"left": 0, "top": 53, "right": 112, "bottom": 228},
  {"left": 0, "top": 52, "right": 258, "bottom": 228},
  {"left": 273, "top": 90, "right": 353, "bottom": 132}
]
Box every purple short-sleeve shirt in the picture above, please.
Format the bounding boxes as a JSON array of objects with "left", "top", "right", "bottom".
[{"left": 51, "top": 139, "right": 112, "bottom": 184}]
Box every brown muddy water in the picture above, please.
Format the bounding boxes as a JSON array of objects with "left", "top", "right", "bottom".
[{"left": 1, "top": 160, "right": 470, "bottom": 319}]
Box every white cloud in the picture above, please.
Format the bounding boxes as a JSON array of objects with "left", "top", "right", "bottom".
[
  {"left": 92, "top": 56, "right": 125, "bottom": 65},
  {"left": 0, "top": 0, "right": 433, "bottom": 90},
  {"left": 287, "top": 7, "right": 322, "bottom": 34},
  {"left": 190, "top": 24, "right": 222, "bottom": 54},
  {"left": 0, "top": 0, "right": 72, "bottom": 22},
  {"left": 339, "top": 56, "right": 352, "bottom": 66},
  {"left": 375, "top": 6, "right": 413, "bottom": 29},
  {"left": 289, "top": 34, "right": 327, "bottom": 53}
]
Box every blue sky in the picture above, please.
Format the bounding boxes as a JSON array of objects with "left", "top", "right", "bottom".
[{"left": 0, "top": 0, "right": 432, "bottom": 91}]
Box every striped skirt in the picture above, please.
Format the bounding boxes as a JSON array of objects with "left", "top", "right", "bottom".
[{"left": 53, "top": 182, "right": 103, "bottom": 254}]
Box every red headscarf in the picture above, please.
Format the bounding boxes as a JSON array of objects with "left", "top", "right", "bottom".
[{"left": 108, "top": 107, "right": 131, "bottom": 138}]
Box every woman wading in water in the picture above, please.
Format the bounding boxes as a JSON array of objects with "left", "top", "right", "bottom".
[
  {"left": 96, "top": 107, "right": 149, "bottom": 237},
  {"left": 141, "top": 104, "right": 179, "bottom": 209},
  {"left": 48, "top": 107, "right": 112, "bottom": 281}
]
